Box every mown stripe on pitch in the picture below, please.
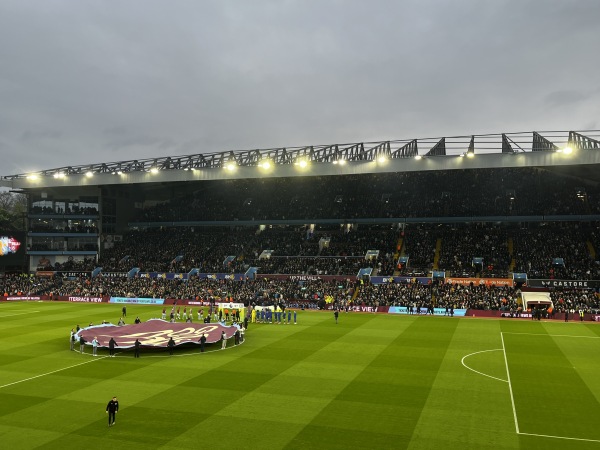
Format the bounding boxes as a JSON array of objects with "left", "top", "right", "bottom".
[
  {"left": 155, "top": 317, "right": 406, "bottom": 448},
  {"left": 284, "top": 317, "right": 460, "bottom": 450},
  {"left": 36, "top": 314, "right": 376, "bottom": 449},
  {"left": 503, "top": 329, "right": 600, "bottom": 441}
]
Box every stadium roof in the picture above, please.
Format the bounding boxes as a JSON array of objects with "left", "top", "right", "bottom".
[{"left": 2, "top": 130, "right": 600, "bottom": 190}]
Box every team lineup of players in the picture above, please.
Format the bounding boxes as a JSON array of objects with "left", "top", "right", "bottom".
[
  {"left": 251, "top": 307, "right": 297, "bottom": 324},
  {"left": 157, "top": 304, "right": 299, "bottom": 325}
]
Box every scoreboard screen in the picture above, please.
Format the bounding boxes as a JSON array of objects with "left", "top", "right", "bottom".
[{"left": 0, "top": 232, "right": 26, "bottom": 266}]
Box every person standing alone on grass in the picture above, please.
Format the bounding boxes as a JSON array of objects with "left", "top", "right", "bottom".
[
  {"left": 334, "top": 310, "right": 339, "bottom": 324},
  {"left": 122, "top": 306, "right": 126, "bottom": 317},
  {"left": 92, "top": 337, "right": 99, "bottom": 356},
  {"left": 109, "top": 337, "right": 117, "bottom": 357},
  {"left": 134, "top": 339, "right": 141, "bottom": 358},
  {"left": 200, "top": 333, "right": 206, "bottom": 352},
  {"left": 106, "top": 396, "right": 119, "bottom": 426},
  {"left": 70, "top": 328, "right": 75, "bottom": 351},
  {"left": 168, "top": 337, "right": 175, "bottom": 355},
  {"left": 221, "top": 331, "right": 227, "bottom": 349}
]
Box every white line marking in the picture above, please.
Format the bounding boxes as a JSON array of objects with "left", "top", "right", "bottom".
[
  {"left": 461, "top": 349, "right": 507, "bottom": 383},
  {"left": 519, "top": 432, "right": 600, "bottom": 443},
  {"left": 502, "top": 332, "right": 600, "bottom": 339},
  {"left": 0, "top": 355, "right": 109, "bottom": 389},
  {"left": 501, "top": 331, "right": 520, "bottom": 434}
]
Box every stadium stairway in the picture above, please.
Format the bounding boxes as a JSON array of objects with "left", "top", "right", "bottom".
[
  {"left": 432, "top": 238, "right": 442, "bottom": 270},
  {"left": 395, "top": 235, "right": 404, "bottom": 258},
  {"left": 588, "top": 240, "right": 596, "bottom": 260},
  {"left": 351, "top": 284, "right": 360, "bottom": 302},
  {"left": 508, "top": 237, "right": 516, "bottom": 272},
  {"left": 393, "top": 235, "right": 404, "bottom": 275}
]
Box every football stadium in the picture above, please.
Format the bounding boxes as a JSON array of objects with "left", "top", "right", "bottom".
[{"left": 1, "top": 130, "right": 600, "bottom": 450}]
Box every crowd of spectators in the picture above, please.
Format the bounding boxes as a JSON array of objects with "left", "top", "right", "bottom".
[
  {"left": 17, "top": 218, "right": 599, "bottom": 284},
  {"left": 0, "top": 274, "right": 355, "bottom": 306},
  {"left": 353, "top": 280, "right": 600, "bottom": 313},
  {"left": 96, "top": 225, "right": 399, "bottom": 276},
  {"left": 29, "top": 220, "right": 98, "bottom": 233},
  {"left": 512, "top": 224, "right": 600, "bottom": 280},
  {"left": 27, "top": 221, "right": 598, "bottom": 280},
  {"left": 436, "top": 226, "right": 511, "bottom": 278},
  {"left": 4, "top": 273, "right": 598, "bottom": 315},
  {"left": 132, "top": 168, "right": 600, "bottom": 222},
  {"left": 30, "top": 205, "right": 99, "bottom": 215},
  {"left": 0, "top": 274, "right": 56, "bottom": 296}
]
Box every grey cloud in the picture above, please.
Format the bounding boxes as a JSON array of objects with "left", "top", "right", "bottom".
[
  {"left": 103, "top": 126, "right": 128, "bottom": 136},
  {"left": 1, "top": 0, "right": 600, "bottom": 175},
  {"left": 544, "top": 90, "right": 588, "bottom": 108},
  {"left": 105, "top": 136, "right": 177, "bottom": 152},
  {"left": 20, "top": 130, "right": 63, "bottom": 141}
]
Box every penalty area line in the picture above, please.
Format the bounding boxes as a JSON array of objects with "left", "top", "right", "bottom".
[
  {"left": 501, "top": 332, "right": 600, "bottom": 339},
  {"left": 519, "top": 431, "right": 600, "bottom": 443},
  {"left": 500, "top": 331, "right": 520, "bottom": 435},
  {"left": 0, "top": 355, "right": 109, "bottom": 389}
]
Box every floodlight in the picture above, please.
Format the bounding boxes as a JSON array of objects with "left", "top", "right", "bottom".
[
  {"left": 27, "top": 174, "right": 39, "bottom": 180},
  {"left": 225, "top": 162, "right": 236, "bottom": 171},
  {"left": 414, "top": 155, "right": 422, "bottom": 160},
  {"left": 85, "top": 171, "right": 94, "bottom": 178},
  {"left": 338, "top": 159, "right": 346, "bottom": 166},
  {"left": 150, "top": 167, "right": 159, "bottom": 174},
  {"left": 377, "top": 156, "right": 387, "bottom": 163},
  {"left": 563, "top": 146, "right": 573, "bottom": 154},
  {"left": 466, "top": 152, "right": 475, "bottom": 158}
]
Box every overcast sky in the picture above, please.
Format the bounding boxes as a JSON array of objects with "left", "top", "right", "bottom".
[{"left": 1, "top": 0, "right": 599, "bottom": 175}]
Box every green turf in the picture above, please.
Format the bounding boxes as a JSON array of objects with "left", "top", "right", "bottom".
[{"left": 1, "top": 302, "right": 600, "bottom": 449}]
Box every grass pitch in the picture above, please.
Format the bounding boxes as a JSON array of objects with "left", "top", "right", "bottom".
[{"left": 1, "top": 302, "right": 600, "bottom": 450}]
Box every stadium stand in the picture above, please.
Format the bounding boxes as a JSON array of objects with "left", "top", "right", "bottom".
[{"left": 2, "top": 131, "right": 600, "bottom": 314}]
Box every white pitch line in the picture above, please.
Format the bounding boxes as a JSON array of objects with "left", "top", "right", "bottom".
[
  {"left": 502, "top": 332, "right": 600, "bottom": 339},
  {"left": 0, "top": 355, "right": 109, "bottom": 389},
  {"left": 519, "top": 431, "right": 600, "bottom": 443},
  {"left": 500, "top": 331, "right": 520, "bottom": 434},
  {"left": 461, "top": 349, "right": 507, "bottom": 383}
]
